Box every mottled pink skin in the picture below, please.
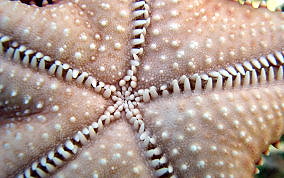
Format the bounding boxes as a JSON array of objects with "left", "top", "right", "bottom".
[
  {"left": 137, "top": 0, "right": 284, "bottom": 88},
  {"left": 0, "top": 59, "right": 111, "bottom": 177},
  {"left": 53, "top": 119, "right": 153, "bottom": 178},
  {"left": 0, "top": 0, "right": 283, "bottom": 177},
  {"left": 0, "top": 0, "right": 132, "bottom": 83},
  {"left": 141, "top": 83, "right": 284, "bottom": 177}
]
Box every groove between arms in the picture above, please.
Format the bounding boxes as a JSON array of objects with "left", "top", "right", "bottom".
[
  {"left": 136, "top": 51, "right": 284, "bottom": 102},
  {"left": 16, "top": 101, "right": 123, "bottom": 178},
  {"left": 124, "top": 99, "right": 176, "bottom": 177},
  {"left": 119, "top": 0, "right": 150, "bottom": 90},
  {"left": 123, "top": 1, "right": 177, "bottom": 177},
  {"left": 0, "top": 34, "right": 116, "bottom": 99}
]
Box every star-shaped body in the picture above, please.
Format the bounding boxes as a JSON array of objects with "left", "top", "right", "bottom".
[{"left": 0, "top": 0, "right": 283, "bottom": 177}]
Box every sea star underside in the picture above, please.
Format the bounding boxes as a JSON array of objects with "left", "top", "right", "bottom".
[{"left": 0, "top": 0, "right": 283, "bottom": 178}]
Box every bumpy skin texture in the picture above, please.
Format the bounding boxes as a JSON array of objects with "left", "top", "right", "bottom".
[
  {"left": 0, "top": 0, "right": 283, "bottom": 178},
  {"left": 0, "top": 0, "right": 132, "bottom": 83},
  {"left": 53, "top": 120, "right": 153, "bottom": 178},
  {"left": 141, "top": 84, "right": 284, "bottom": 177},
  {"left": 0, "top": 59, "right": 111, "bottom": 177},
  {"left": 137, "top": 0, "right": 284, "bottom": 88}
]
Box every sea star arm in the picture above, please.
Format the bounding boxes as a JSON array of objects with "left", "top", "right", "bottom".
[
  {"left": 0, "top": 0, "right": 133, "bottom": 83},
  {"left": 0, "top": 58, "right": 112, "bottom": 177},
  {"left": 140, "top": 83, "right": 284, "bottom": 177},
  {"left": 136, "top": 0, "right": 284, "bottom": 88},
  {"left": 52, "top": 119, "right": 154, "bottom": 178}
]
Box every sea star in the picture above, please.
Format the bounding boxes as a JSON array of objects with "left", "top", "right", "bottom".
[{"left": 0, "top": 0, "right": 283, "bottom": 177}]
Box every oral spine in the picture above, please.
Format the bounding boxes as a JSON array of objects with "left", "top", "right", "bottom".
[{"left": 234, "top": 0, "right": 284, "bottom": 11}]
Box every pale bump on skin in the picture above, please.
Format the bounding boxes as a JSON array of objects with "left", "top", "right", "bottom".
[
  {"left": 53, "top": 120, "right": 152, "bottom": 178},
  {"left": 140, "top": 83, "right": 284, "bottom": 177},
  {"left": 0, "top": 0, "right": 132, "bottom": 83},
  {"left": 0, "top": 59, "right": 111, "bottom": 177},
  {"left": 137, "top": 0, "right": 284, "bottom": 88}
]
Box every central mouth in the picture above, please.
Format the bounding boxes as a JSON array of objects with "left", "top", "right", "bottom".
[{"left": 12, "top": 0, "right": 58, "bottom": 7}]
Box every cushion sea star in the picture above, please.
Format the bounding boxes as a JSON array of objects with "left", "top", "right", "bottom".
[{"left": 0, "top": 0, "right": 283, "bottom": 177}]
